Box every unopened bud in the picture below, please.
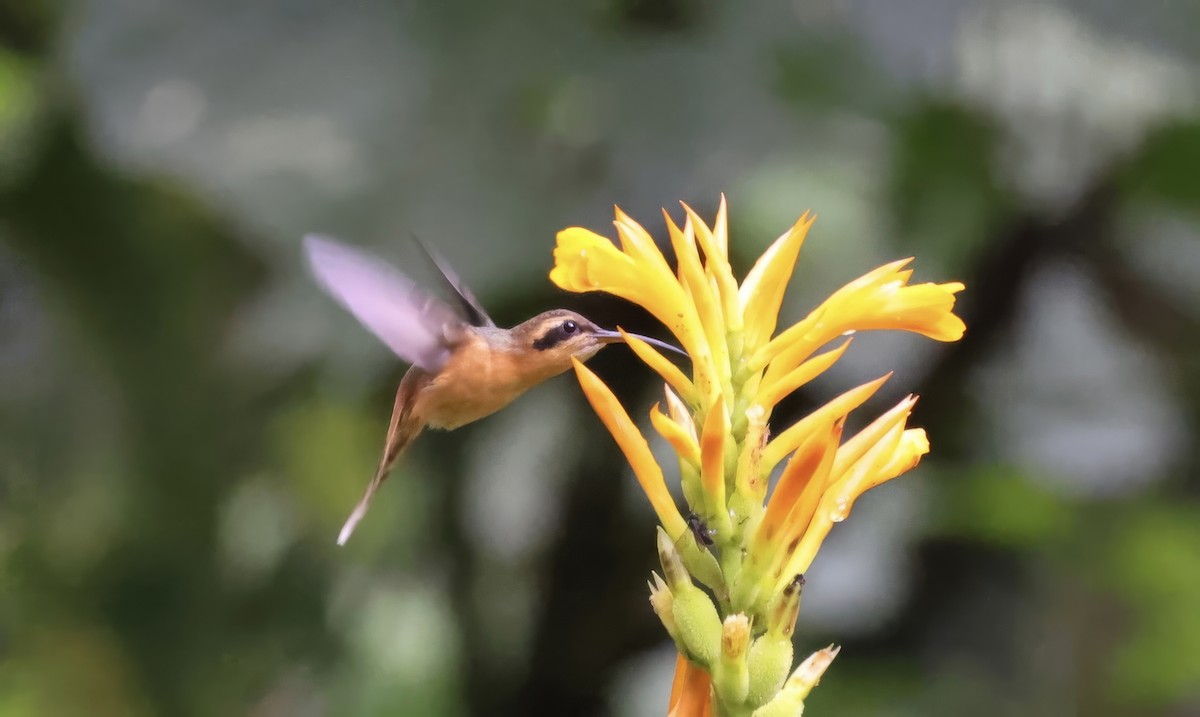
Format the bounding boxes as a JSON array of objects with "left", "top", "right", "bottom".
[
  {"left": 750, "top": 644, "right": 840, "bottom": 717},
  {"left": 648, "top": 572, "right": 681, "bottom": 645},
  {"left": 713, "top": 614, "right": 750, "bottom": 705},
  {"left": 659, "top": 527, "right": 722, "bottom": 667},
  {"left": 785, "top": 644, "right": 840, "bottom": 699},
  {"left": 745, "top": 632, "right": 793, "bottom": 707},
  {"left": 767, "top": 574, "right": 804, "bottom": 639},
  {"left": 657, "top": 526, "right": 692, "bottom": 591}
]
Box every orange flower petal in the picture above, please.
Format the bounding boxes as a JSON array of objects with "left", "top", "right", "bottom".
[
  {"left": 668, "top": 653, "right": 713, "bottom": 717},
  {"left": 573, "top": 359, "right": 687, "bottom": 539},
  {"left": 752, "top": 419, "right": 841, "bottom": 564},
  {"left": 773, "top": 420, "right": 906, "bottom": 590},
  {"left": 699, "top": 396, "right": 729, "bottom": 529}
]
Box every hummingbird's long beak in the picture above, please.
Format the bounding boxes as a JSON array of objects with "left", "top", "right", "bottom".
[{"left": 594, "top": 328, "right": 689, "bottom": 357}]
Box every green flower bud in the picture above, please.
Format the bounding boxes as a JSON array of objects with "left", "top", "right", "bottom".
[
  {"left": 751, "top": 644, "right": 840, "bottom": 717},
  {"left": 713, "top": 613, "right": 750, "bottom": 706},
  {"left": 746, "top": 632, "right": 793, "bottom": 707},
  {"left": 658, "top": 527, "right": 723, "bottom": 667}
]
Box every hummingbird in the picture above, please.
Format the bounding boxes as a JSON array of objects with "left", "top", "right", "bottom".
[{"left": 303, "top": 235, "right": 687, "bottom": 545}]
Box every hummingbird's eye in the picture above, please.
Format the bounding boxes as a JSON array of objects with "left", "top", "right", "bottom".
[{"left": 562, "top": 320, "right": 578, "bottom": 334}]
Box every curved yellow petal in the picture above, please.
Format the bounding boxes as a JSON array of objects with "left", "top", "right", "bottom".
[
  {"left": 665, "top": 211, "right": 726, "bottom": 394},
  {"left": 650, "top": 402, "right": 701, "bottom": 468},
  {"left": 572, "top": 359, "right": 687, "bottom": 539},
  {"left": 619, "top": 328, "right": 696, "bottom": 405},
  {"left": 615, "top": 216, "right": 679, "bottom": 292},
  {"left": 764, "top": 419, "right": 844, "bottom": 588},
  {"left": 755, "top": 338, "right": 851, "bottom": 411},
  {"left": 738, "top": 212, "right": 814, "bottom": 351},
  {"left": 682, "top": 200, "right": 741, "bottom": 332},
  {"left": 551, "top": 227, "right": 640, "bottom": 293},
  {"left": 753, "top": 259, "right": 965, "bottom": 384},
  {"left": 830, "top": 395, "right": 918, "bottom": 478},
  {"left": 760, "top": 373, "right": 892, "bottom": 479}
]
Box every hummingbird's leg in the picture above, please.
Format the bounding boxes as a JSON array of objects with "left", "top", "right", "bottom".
[{"left": 337, "top": 371, "right": 427, "bottom": 545}]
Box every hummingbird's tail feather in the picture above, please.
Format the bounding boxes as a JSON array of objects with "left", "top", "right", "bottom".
[
  {"left": 337, "top": 493, "right": 373, "bottom": 546},
  {"left": 336, "top": 372, "right": 427, "bottom": 546}
]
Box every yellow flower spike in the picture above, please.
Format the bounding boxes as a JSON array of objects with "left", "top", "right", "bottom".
[
  {"left": 552, "top": 199, "right": 966, "bottom": 715},
  {"left": 650, "top": 403, "right": 702, "bottom": 468},
  {"left": 755, "top": 338, "right": 852, "bottom": 412},
  {"left": 738, "top": 212, "right": 814, "bottom": 350},
  {"left": 773, "top": 420, "right": 908, "bottom": 592},
  {"left": 620, "top": 329, "right": 696, "bottom": 404},
  {"left": 699, "top": 396, "right": 732, "bottom": 535},
  {"left": 760, "top": 373, "right": 892, "bottom": 480},
  {"left": 682, "top": 200, "right": 741, "bottom": 332},
  {"left": 572, "top": 359, "right": 687, "bottom": 539}
]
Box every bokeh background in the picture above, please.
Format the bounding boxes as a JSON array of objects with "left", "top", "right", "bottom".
[{"left": 3, "top": 1, "right": 1200, "bottom": 715}]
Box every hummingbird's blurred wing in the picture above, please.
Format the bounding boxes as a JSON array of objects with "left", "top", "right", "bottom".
[
  {"left": 304, "top": 235, "right": 467, "bottom": 372},
  {"left": 410, "top": 234, "right": 496, "bottom": 328}
]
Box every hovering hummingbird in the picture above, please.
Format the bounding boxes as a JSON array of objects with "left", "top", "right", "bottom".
[{"left": 304, "top": 235, "right": 687, "bottom": 545}]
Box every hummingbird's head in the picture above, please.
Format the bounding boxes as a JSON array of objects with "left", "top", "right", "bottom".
[{"left": 518, "top": 309, "right": 687, "bottom": 364}]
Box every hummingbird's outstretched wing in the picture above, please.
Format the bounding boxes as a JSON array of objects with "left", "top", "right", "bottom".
[
  {"left": 410, "top": 234, "right": 496, "bottom": 328},
  {"left": 304, "top": 235, "right": 467, "bottom": 372}
]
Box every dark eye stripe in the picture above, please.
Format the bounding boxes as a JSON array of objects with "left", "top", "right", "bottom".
[{"left": 532, "top": 320, "right": 582, "bottom": 351}]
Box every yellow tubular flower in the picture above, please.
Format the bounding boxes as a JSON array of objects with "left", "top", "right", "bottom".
[{"left": 553, "top": 199, "right": 966, "bottom": 717}]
